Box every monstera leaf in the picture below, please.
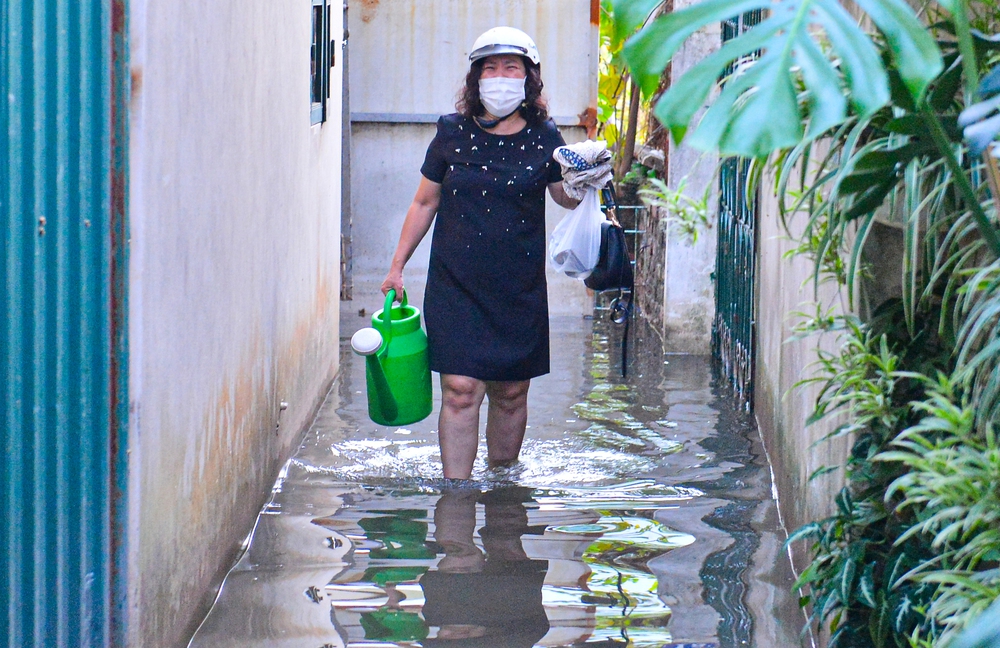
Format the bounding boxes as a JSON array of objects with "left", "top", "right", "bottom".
[{"left": 611, "top": 0, "right": 943, "bottom": 158}]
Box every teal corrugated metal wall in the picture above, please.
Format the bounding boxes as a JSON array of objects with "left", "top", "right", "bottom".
[{"left": 1, "top": 0, "right": 129, "bottom": 645}]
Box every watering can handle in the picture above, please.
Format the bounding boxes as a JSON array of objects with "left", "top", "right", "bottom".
[{"left": 378, "top": 288, "right": 408, "bottom": 351}]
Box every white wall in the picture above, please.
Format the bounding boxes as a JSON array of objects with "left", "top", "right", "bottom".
[
  {"left": 661, "top": 2, "right": 721, "bottom": 354},
  {"left": 754, "top": 173, "right": 852, "bottom": 544},
  {"left": 127, "top": 1, "right": 344, "bottom": 645}
]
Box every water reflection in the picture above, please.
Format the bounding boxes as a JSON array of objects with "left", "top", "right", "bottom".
[
  {"left": 189, "top": 317, "right": 804, "bottom": 648},
  {"left": 311, "top": 485, "right": 693, "bottom": 647},
  {"left": 419, "top": 488, "right": 548, "bottom": 647}
]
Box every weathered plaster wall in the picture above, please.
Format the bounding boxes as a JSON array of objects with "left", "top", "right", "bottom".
[
  {"left": 753, "top": 177, "right": 853, "bottom": 546},
  {"left": 127, "top": 2, "right": 344, "bottom": 645},
  {"left": 660, "top": 5, "right": 720, "bottom": 354}
]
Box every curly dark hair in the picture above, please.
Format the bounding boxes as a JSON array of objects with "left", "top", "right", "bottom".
[{"left": 456, "top": 58, "right": 549, "bottom": 124}]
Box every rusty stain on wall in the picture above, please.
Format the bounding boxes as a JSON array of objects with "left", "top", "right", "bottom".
[
  {"left": 359, "top": 0, "right": 380, "bottom": 23},
  {"left": 590, "top": 0, "right": 600, "bottom": 25},
  {"left": 131, "top": 67, "right": 143, "bottom": 105},
  {"left": 141, "top": 278, "right": 340, "bottom": 645}
]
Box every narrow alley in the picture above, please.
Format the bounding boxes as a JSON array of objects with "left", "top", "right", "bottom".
[{"left": 188, "top": 315, "right": 805, "bottom": 647}]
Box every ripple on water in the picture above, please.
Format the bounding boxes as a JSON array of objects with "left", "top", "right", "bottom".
[
  {"left": 188, "top": 323, "right": 796, "bottom": 648},
  {"left": 291, "top": 429, "right": 692, "bottom": 487}
]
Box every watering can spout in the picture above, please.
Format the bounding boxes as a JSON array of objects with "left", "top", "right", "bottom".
[
  {"left": 351, "top": 289, "right": 432, "bottom": 426},
  {"left": 351, "top": 327, "right": 398, "bottom": 422}
]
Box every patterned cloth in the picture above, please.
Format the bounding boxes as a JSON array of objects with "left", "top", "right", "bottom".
[{"left": 553, "top": 140, "right": 614, "bottom": 200}]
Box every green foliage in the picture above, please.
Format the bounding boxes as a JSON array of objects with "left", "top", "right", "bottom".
[
  {"left": 606, "top": 0, "right": 1000, "bottom": 642},
  {"left": 781, "top": 216, "right": 848, "bottom": 288},
  {"left": 599, "top": 0, "right": 629, "bottom": 151},
  {"left": 637, "top": 176, "right": 711, "bottom": 244},
  {"left": 877, "top": 375, "right": 1000, "bottom": 645},
  {"left": 622, "top": 161, "right": 657, "bottom": 185},
  {"left": 599, "top": 0, "right": 650, "bottom": 169},
  {"left": 787, "top": 315, "right": 944, "bottom": 647},
  {"left": 610, "top": 0, "right": 942, "bottom": 158},
  {"left": 948, "top": 597, "right": 1000, "bottom": 647},
  {"left": 956, "top": 261, "right": 1000, "bottom": 431}
]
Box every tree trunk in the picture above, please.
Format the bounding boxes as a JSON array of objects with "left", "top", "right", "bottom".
[{"left": 616, "top": 75, "right": 642, "bottom": 181}]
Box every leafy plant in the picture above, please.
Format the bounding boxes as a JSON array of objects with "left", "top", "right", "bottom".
[
  {"left": 607, "top": 0, "right": 1000, "bottom": 642},
  {"left": 876, "top": 375, "right": 1000, "bottom": 645},
  {"left": 786, "top": 316, "right": 941, "bottom": 647},
  {"left": 781, "top": 216, "right": 848, "bottom": 288},
  {"left": 621, "top": 161, "right": 656, "bottom": 185},
  {"left": 598, "top": 0, "right": 631, "bottom": 152},
  {"left": 611, "top": 0, "right": 1000, "bottom": 255},
  {"left": 599, "top": 0, "right": 652, "bottom": 176},
  {"left": 611, "top": 0, "right": 942, "bottom": 158},
  {"left": 637, "top": 176, "right": 711, "bottom": 244}
]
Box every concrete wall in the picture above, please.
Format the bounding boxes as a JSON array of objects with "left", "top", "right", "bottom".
[
  {"left": 752, "top": 174, "right": 853, "bottom": 545},
  {"left": 749, "top": 0, "right": 882, "bottom": 548},
  {"left": 661, "top": 140, "right": 719, "bottom": 353},
  {"left": 126, "top": 2, "right": 344, "bottom": 645},
  {"left": 644, "top": 2, "right": 720, "bottom": 354}
]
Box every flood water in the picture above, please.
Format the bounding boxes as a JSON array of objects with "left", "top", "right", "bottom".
[{"left": 189, "top": 315, "right": 806, "bottom": 648}]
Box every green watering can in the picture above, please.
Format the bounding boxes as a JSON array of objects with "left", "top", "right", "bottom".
[{"left": 350, "top": 289, "right": 432, "bottom": 426}]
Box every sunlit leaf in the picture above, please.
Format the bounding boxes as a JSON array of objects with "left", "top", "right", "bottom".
[
  {"left": 653, "top": 15, "right": 784, "bottom": 143},
  {"left": 619, "top": 0, "right": 763, "bottom": 96},
  {"left": 795, "top": 34, "right": 848, "bottom": 139},
  {"left": 613, "top": 0, "right": 942, "bottom": 157},
  {"left": 852, "top": 0, "right": 943, "bottom": 103}
]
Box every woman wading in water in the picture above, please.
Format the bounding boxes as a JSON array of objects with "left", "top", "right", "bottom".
[{"left": 381, "top": 27, "right": 609, "bottom": 479}]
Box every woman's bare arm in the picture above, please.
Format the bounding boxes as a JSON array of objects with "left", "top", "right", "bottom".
[
  {"left": 381, "top": 177, "right": 442, "bottom": 296},
  {"left": 548, "top": 181, "right": 582, "bottom": 210}
]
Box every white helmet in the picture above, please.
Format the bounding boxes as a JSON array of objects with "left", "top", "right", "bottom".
[{"left": 469, "top": 26, "right": 540, "bottom": 66}]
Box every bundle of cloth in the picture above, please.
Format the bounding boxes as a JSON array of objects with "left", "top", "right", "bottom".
[{"left": 552, "top": 140, "right": 614, "bottom": 200}]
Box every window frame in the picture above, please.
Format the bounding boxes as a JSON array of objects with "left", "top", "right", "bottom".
[{"left": 310, "top": 0, "right": 332, "bottom": 125}]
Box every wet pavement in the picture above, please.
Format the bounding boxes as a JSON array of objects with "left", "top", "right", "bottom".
[{"left": 189, "top": 315, "right": 806, "bottom": 648}]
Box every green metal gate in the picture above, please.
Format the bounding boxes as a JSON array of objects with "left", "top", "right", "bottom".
[
  {"left": 1, "top": 0, "right": 130, "bottom": 645},
  {"left": 712, "top": 11, "right": 761, "bottom": 410}
]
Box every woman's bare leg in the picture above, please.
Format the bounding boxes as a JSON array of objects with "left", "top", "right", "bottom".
[
  {"left": 433, "top": 488, "right": 485, "bottom": 573},
  {"left": 484, "top": 380, "right": 530, "bottom": 468},
  {"left": 438, "top": 374, "right": 487, "bottom": 479}
]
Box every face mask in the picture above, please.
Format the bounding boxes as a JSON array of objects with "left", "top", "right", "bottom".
[{"left": 479, "top": 77, "right": 526, "bottom": 118}]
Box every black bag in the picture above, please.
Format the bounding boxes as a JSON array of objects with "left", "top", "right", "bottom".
[
  {"left": 584, "top": 219, "right": 633, "bottom": 291},
  {"left": 584, "top": 210, "right": 635, "bottom": 378}
]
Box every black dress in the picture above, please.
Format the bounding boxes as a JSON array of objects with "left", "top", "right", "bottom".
[{"left": 420, "top": 113, "right": 565, "bottom": 381}]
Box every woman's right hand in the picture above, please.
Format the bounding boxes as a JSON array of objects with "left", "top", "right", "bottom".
[{"left": 381, "top": 268, "right": 404, "bottom": 299}]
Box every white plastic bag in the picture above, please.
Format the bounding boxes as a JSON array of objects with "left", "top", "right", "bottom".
[{"left": 548, "top": 188, "right": 604, "bottom": 279}]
